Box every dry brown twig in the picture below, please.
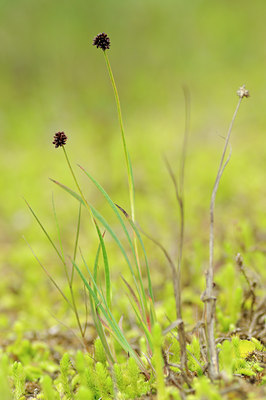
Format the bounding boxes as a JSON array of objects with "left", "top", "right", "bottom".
[
  {"left": 164, "top": 85, "right": 191, "bottom": 373},
  {"left": 203, "top": 85, "right": 250, "bottom": 380},
  {"left": 140, "top": 87, "right": 191, "bottom": 377},
  {"left": 236, "top": 253, "right": 257, "bottom": 322}
]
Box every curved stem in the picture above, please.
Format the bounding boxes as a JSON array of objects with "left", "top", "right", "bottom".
[
  {"left": 103, "top": 52, "right": 135, "bottom": 222},
  {"left": 103, "top": 52, "right": 149, "bottom": 321},
  {"left": 206, "top": 97, "right": 243, "bottom": 380}
]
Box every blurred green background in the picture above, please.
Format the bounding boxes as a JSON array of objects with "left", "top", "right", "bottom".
[{"left": 0, "top": 0, "right": 265, "bottom": 335}]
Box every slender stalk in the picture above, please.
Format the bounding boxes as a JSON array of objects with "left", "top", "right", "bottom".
[
  {"left": 164, "top": 158, "right": 188, "bottom": 373},
  {"left": 163, "top": 87, "right": 190, "bottom": 373},
  {"left": 62, "top": 147, "right": 99, "bottom": 244},
  {"left": 62, "top": 146, "right": 112, "bottom": 310},
  {"left": 103, "top": 52, "right": 135, "bottom": 221},
  {"left": 103, "top": 52, "right": 149, "bottom": 324},
  {"left": 23, "top": 236, "right": 73, "bottom": 309},
  {"left": 26, "top": 196, "right": 85, "bottom": 342},
  {"left": 62, "top": 147, "right": 88, "bottom": 210},
  {"left": 52, "top": 196, "right": 85, "bottom": 341},
  {"left": 152, "top": 323, "right": 167, "bottom": 400},
  {"left": 177, "top": 86, "right": 190, "bottom": 280},
  {"left": 176, "top": 87, "right": 190, "bottom": 373},
  {"left": 206, "top": 96, "right": 243, "bottom": 380},
  {"left": 73, "top": 206, "right": 82, "bottom": 261}
]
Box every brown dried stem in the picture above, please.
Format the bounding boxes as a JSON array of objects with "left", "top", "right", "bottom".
[
  {"left": 162, "top": 86, "right": 190, "bottom": 373},
  {"left": 236, "top": 253, "right": 257, "bottom": 323},
  {"left": 205, "top": 92, "right": 246, "bottom": 380}
]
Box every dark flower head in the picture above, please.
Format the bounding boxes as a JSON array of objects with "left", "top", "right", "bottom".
[
  {"left": 93, "top": 33, "right": 110, "bottom": 51},
  {"left": 53, "top": 132, "right": 67, "bottom": 148}
]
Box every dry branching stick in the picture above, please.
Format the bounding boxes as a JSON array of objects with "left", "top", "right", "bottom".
[{"left": 204, "top": 85, "right": 249, "bottom": 380}]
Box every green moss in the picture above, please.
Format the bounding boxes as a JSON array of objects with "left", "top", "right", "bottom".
[
  {"left": 74, "top": 386, "right": 93, "bottom": 400},
  {"left": 152, "top": 323, "right": 167, "bottom": 400},
  {"left": 187, "top": 336, "right": 204, "bottom": 376},
  {"left": 57, "top": 353, "right": 74, "bottom": 399},
  {"left": 94, "top": 362, "right": 113, "bottom": 400},
  {"left": 187, "top": 376, "right": 222, "bottom": 400},
  {"left": 41, "top": 375, "right": 60, "bottom": 400},
  {"left": 216, "top": 263, "right": 243, "bottom": 332},
  {"left": 219, "top": 336, "right": 263, "bottom": 379},
  {"left": 94, "top": 337, "right": 107, "bottom": 364},
  {"left": 11, "top": 362, "right": 26, "bottom": 400},
  {"left": 0, "top": 354, "right": 12, "bottom": 400},
  {"left": 168, "top": 336, "right": 180, "bottom": 370}
]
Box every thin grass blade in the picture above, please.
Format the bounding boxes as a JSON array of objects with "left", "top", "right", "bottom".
[
  {"left": 88, "top": 290, "right": 114, "bottom": 363},
  {"left": 127, "top": 294, "right": 153, "bottom": 352},
  {"left": 52, "top": 195, "right": 65, "bottom": 263},
  {"left": 94, "top": 221, "right": 111, "bottom": 310},
  {"left": 50, "top": 178, "right": 142, "bottom": 307},
  {"left": 25, "top": 199, "right": 64, "bottom": 263},
  {"left": 72, "top": 257, "right": 145, "bottom": 369},
  {"left": 120, "top": 275, "right": 142, "bottom": 316},
  {"left": 77, "top": 165, "right": 149, "bottom": 316},
  {"left": 23, "top": 237, "right": 72, "bottom": 309},
  {"left": 93, "top": 242, "right": 101, "bottom": 296},
  {"left": 78, "top": 165, "right": 139, "bottom": 271}
]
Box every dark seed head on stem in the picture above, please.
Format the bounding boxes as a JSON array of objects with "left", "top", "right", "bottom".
[
  {"left": 92, "top": 33, "right": 110, "bottom": 51},
  {"left": 53, "top": 132, "right": 67, "bottom": 148}
]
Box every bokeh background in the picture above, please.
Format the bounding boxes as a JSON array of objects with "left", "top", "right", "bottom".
[{"left": 0, "top": 0, "right": 265, "bottom": 335}]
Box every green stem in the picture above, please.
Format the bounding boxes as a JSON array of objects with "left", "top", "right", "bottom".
[
  {"left": 62, "top": 146, "right": 112, "bottom": 310},
  {"left": 152, "top": 323, "right": 167, "bottom": 400},
  {"left": 52, "top": 195, "right": 84, "bottom": 341},
  {"left": 103, "top": 52, "right": 135, "bottom": 222},
  {"left": 103, "top": 52, "right": 149, "bottom": 321},
  {"left": 63, "top": 147, "right": 88, "bottom": 209}
]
